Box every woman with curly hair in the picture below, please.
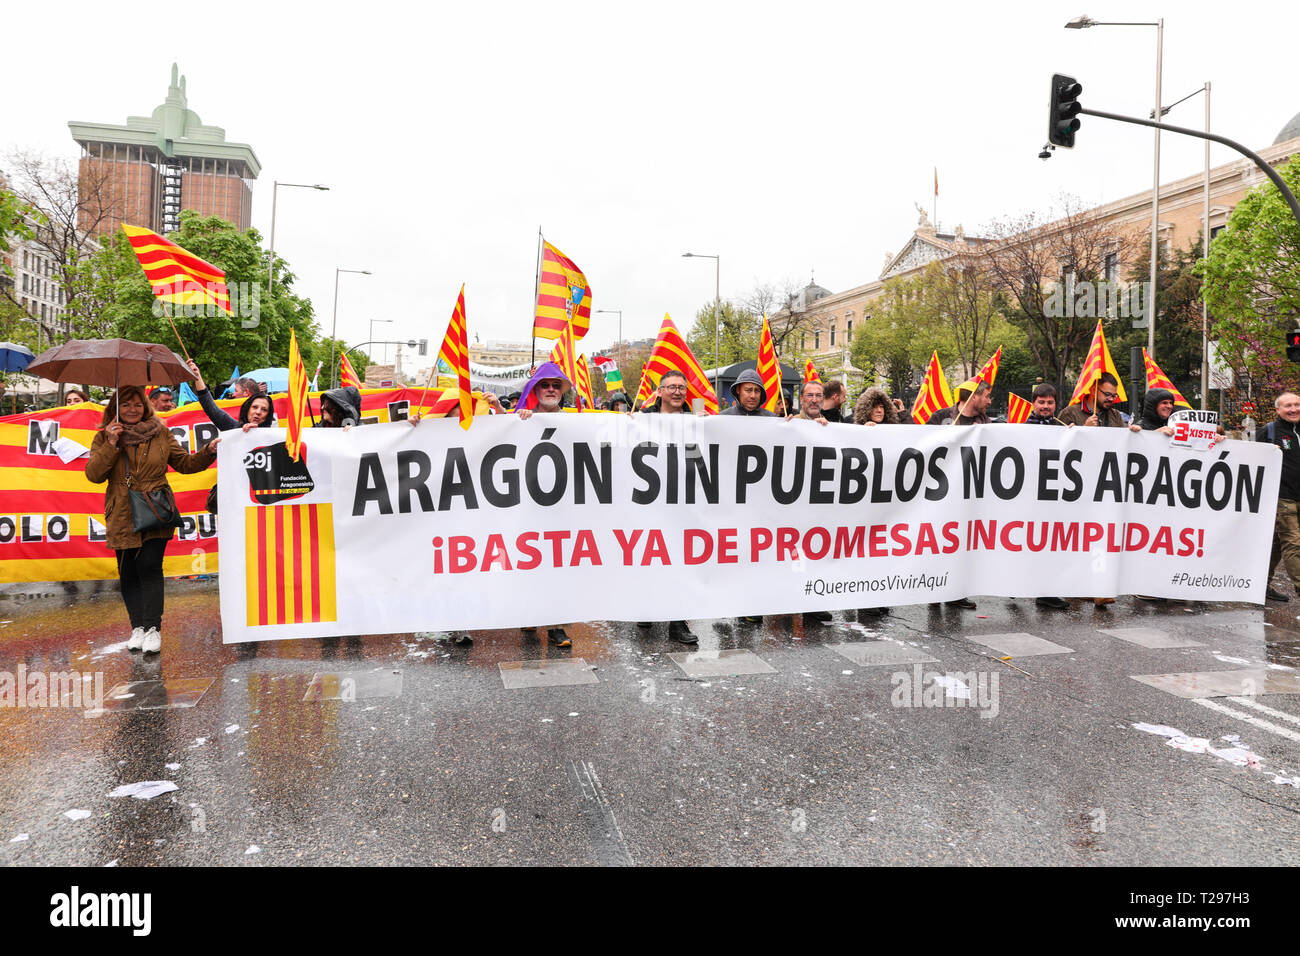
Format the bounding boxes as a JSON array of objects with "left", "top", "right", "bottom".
[
  {"left": 84, "top": 385, "right": 221, "bottom": 656},
  {"left": 854, "top": 386, "right": 903, "bottom": 425}
]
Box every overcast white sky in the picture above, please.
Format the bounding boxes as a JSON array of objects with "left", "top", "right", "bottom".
[{"left": 5, "top": 1, "right": 1299, "bottom": 362}]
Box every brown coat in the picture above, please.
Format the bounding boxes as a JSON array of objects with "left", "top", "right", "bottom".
[{"left": 84, "top": 428, "right": 216, "bottom": 550}]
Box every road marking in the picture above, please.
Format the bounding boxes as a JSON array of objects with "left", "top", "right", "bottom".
[
  {"left": 1226, "top": 696, "right": 1300, "bottom": 727},
  {"left": 1098, "top": 627, "right": 1204, "bottom": 649},
  {"left": 568, "top": 760, "right": 634, "bottom": 866},
  {"left": 669, "top": 648, "right": 777, "bottom": 678},
  {"left": 1190, "top": 698, "right": 1300, "bottom": 744},
  {"left": 498, "top": 659, "right": 600, "bottom": 689},
  {"left": 963, "top": 632, "right": 1073, "bottom": 656},
  {"left": 1131, "top": 668, "right": 1300, "bottom": 698},
  {"left": 828, "top": 641, "right": 938, "bottom": 667}
]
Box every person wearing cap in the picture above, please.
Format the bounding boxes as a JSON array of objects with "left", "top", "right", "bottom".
[
  {"left": 926, "top": 379, "right": 991, "bottom": 426},
  {"left": 149, "top": 386, "right": 176, "bottom": 413},
  {"left": 720, "top": 369, "right": 779, "bottom": 417}
]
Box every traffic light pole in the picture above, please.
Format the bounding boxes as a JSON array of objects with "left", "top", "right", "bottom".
[{"left": 1079, "top": 107, "right": 1300, "bottom": 229}]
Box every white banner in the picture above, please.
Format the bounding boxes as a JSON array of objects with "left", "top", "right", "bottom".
[{"left": 217, "top": 417, "right": 1280, "bottom": 643}]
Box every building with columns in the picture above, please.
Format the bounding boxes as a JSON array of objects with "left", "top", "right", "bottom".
[{"left": 783, "top": 113, "right": 1300, "bottom": 384}]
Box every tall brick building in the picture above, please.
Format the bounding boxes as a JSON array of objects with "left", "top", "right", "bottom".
[{"left": 68, "top": 64, "right": 260, "bottom": 237}]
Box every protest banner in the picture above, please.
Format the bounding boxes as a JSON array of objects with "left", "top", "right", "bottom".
[
  {"left": 0, "top": 386, "right": 466, "bottom": 582},
  {"left": 216, "top": 416, "right": 1279, "bottom": 643}
]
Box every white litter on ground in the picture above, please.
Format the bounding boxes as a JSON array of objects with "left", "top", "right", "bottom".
[
  {"left": 245, "top": 845, "right": 261, "bottom": 855},
  {"left": 63, "top": 809, "right": 91, "bottom": 821},
  {"left": 189, "top": 737, "right": 207, "bottom": 749},
  {"left": 9, "top": 834, "right": 28, "bottom": 842},
  {"left": 107, "top": 781, "right": 178, "bottom": 800},
  {"left": 932, "top": 675, "right": 971, "bottom": 699},
  {"left": 1213, "top": 654, "right": 1252, "bottom": 665},
  {"left": 224, "top": 724, "right": 239, "bottom": 734},
  {"left": 165, "top": 763, "right": 180, "bottom": 771},
  {"left": 1134, "top": 723, "right": 1270, "bottom": 773}
]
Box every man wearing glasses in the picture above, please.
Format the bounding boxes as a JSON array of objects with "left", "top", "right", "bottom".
[
  {"left": 1059, "top": 373, "right": 1125, "bottom": 428},
  {"left": 642, "top": 369, "right": 701, "bottom": 415}
]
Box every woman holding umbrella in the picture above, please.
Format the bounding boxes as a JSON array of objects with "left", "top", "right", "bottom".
[{"left": 84, "top": 386, "right": 221, "bottom": 655}]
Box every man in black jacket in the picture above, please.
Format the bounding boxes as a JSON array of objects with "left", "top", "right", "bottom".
[
  {"left": 1259, "top": 392, "right": 1300, "bottom": 602},
  {"left": 721, "top": 369, "right": 779, "bottom": 417}
]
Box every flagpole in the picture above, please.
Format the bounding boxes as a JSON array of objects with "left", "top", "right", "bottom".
[{"left": 530, "top": 227, "right": 543, "bottom": 369}]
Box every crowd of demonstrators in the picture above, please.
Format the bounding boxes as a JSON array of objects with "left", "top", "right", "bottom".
[
  {"left": 185, "top": 359, "right": 276, "bottom": 433},
  {"left": 84, "top": 386, "right": 221, "bottom": 656},
  {"left": 1058, "top": 373, "right": 1124, "bottom": 427}
]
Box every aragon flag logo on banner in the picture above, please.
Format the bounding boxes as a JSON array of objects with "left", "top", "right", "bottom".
[{"left": 244, "top": 502, "right": 336, "bottom": 626}]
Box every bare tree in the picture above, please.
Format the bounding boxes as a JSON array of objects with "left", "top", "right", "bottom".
[
  {"left": 921, "top": 256, "right": 1001, "bottom": 379},
  {"left": 983, "top": 197, "right": 1144, "bottom": 393},
  {"left": 751, "top": 277, "right": 819, "bottom": 356},
  {"left": 5, "top": 151, "right": 119, "bottom": 351}
]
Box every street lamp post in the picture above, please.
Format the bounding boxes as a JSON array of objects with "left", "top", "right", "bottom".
[
  {"left": 595, "top": 309, "right": 623, "bottom": 374},
  {"left": 682, "top": 252, "right": 721, "bottom": 396},
  {"left": 1151, "top": 83, "right": 1214, "bottom": 405},
  {"left": 266, "top": 181, "right": 328, "bottom": 362},
  {"left": 330, "top": 268, "right": 372, "bottom": 389},
  {"left": 1067, "top": 15, "right": 1163, "bottom": 358}
]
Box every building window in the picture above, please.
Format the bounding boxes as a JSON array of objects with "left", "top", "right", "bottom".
[
  {"left": 847, "top": 319, "right": 853, "bottom": 338},
  {"left": 814, "top": 331, "right": 821, "bottom": 350},
  {"left": 830, "top": 327, "right": 837, "bottom": 347},
  {"left": 801, "top": 333, "right": 807, "bottom": 351},
  {"left": 1104, "top": 253, "right": 1118, "bottom": 282},
  {"left": 1210, "top": 225, "right": 1225, "bottom": 242},
  {"left": 21, "top": 274, "right": 28, "bottom": 292}
]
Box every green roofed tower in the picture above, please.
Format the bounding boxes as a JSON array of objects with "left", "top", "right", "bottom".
[{"left": 69, "top": 63, "right": 260, "bottom": 237}]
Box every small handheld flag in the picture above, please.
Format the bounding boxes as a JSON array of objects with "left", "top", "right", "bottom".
[
  {"left": 757, "top": 315, "right": 782, "bottom": 413},
  {"left": 1069, "top": 320, "right": 1127, "bottom": 406},
  {"left": 1142, "top": 348, "right": 1192, "bottom": 408},
  {"left": 438, "top": 286, "right": 473, "bottom": 429},
  {"left": 911, "top": 351, "right": 953, "bottom": 424},
  {"left": 803, "top": 360, "right": 821, "bottom": 384},
  {"left": 339, "top": 353, "right": 362, "bottom": 390},
  {"left": 286, "top": 329, "right": 309, "bottom": 461},
  {"left": 1007, "top": 392, "right": 1033, "bottom": 424},
  {"left": 633, "top": 314, "right": 719, "bottom": 413},
  {"left": 974, "top": 345, "right": 1002, "bottom": 387}
]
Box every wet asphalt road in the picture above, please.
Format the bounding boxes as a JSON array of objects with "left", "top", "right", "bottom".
[{"left": 1, "top": 579, "right": 1298, "bottom": 866}]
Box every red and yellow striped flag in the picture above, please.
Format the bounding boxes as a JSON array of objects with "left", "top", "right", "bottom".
[
  {"left": 803, "top": 359, "right": 821, "bottom": 384},
  {"left": 122, "top": 223, "right": 231, "bottom": 314},
  {"left": 339, "top": 352, "right": 362, "bottom": 390},
  {"left": 547, "top": 315, "right": 581, "bottom": 402},
  {"left": 1007, "top": 392, "right": 1033, "bottom": 424},
  {"left": 286, "top": 329, "right": 308, "bottom": 461},
  {"left": 575, "top": 354, "right": 595, "bottom": 411},
  {"left": 757, "top": 314, "right": 781, "bottom": 413},
  {"left": 1069, "top": 320, "right": 1127, "bottom": 405},
  {"left": 1142, "top": 348, "right": 1192, "bottom": 408},
  {"left": 244, "top": 503, "right": 336, "bottom": 626},
  {"left": 911, "top": 350, "right": 953, "bottom": 424},
  {"left": 533, "top": 240, "right": 593, "bottom": 341},
  {"left": 438, "top": 285, "right": 473, "bottom": 429},
  {"left": 974, "top": 345, "right": 1002, "bottom": 387},
  {"left": 633, "top": 314, "right": 719, "bottom": 413}
]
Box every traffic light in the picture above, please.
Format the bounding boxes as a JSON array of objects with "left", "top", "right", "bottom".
[
  {"left": 1286, "top": 330, "right": 1300, "bottom": 362},
  {"left": 418, "top": 338, "right": 428, "bottom": 356},
  {"left": 1049, "top": 74, "right": 1083, "bottom": 148}
]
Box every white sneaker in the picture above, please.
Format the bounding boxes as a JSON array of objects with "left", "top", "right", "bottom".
[
  {"left": 141, "top": 628, "right": 161, "bottom": 654},
  {"left": 127, "top": 627, "right": 145, "bottom": 651}
]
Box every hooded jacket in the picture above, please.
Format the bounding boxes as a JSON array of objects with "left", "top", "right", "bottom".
[
  {"left": 720, "top": 368, "right": 779, "bottom": 417},
  {"left": 321, "top": 385, "right": 363, "bottom": 427},
  {"left": 1139, "top": 388, "right": 1175, "bottom": 430},
  {"left": 854, "top": 386, "right": 901, "bottom": 425}
]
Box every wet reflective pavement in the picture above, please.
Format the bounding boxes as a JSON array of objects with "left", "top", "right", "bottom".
[{"left": 1, "top": 580, "right": 1299, "bottom": 865}]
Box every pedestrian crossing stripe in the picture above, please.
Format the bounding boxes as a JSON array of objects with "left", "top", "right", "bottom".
[{"left": 244, "top": 504, "right": 337, "bottom": 626}]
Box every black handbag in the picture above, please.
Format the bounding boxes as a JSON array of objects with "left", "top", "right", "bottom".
[{"left": 124, "top": 445, "right": 180, "bottom": 534}]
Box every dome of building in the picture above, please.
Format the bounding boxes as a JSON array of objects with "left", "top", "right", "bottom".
[{"left": 1275, "top": 111, "right": 1300, "bottom": 145}]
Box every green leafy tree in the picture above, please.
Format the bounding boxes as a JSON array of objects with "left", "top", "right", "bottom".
[
  {"left": 850, "top": 274, "right": 955, "bottom": 400},
  {"left": 685, "top": 300, "right": 760, "bottom": 369},
  {"left": 1201, "top": 157, "right": 1300, "bottom": 402},
  {"left": 87, "top": 211, "right": 320, "bottom": 389}
]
